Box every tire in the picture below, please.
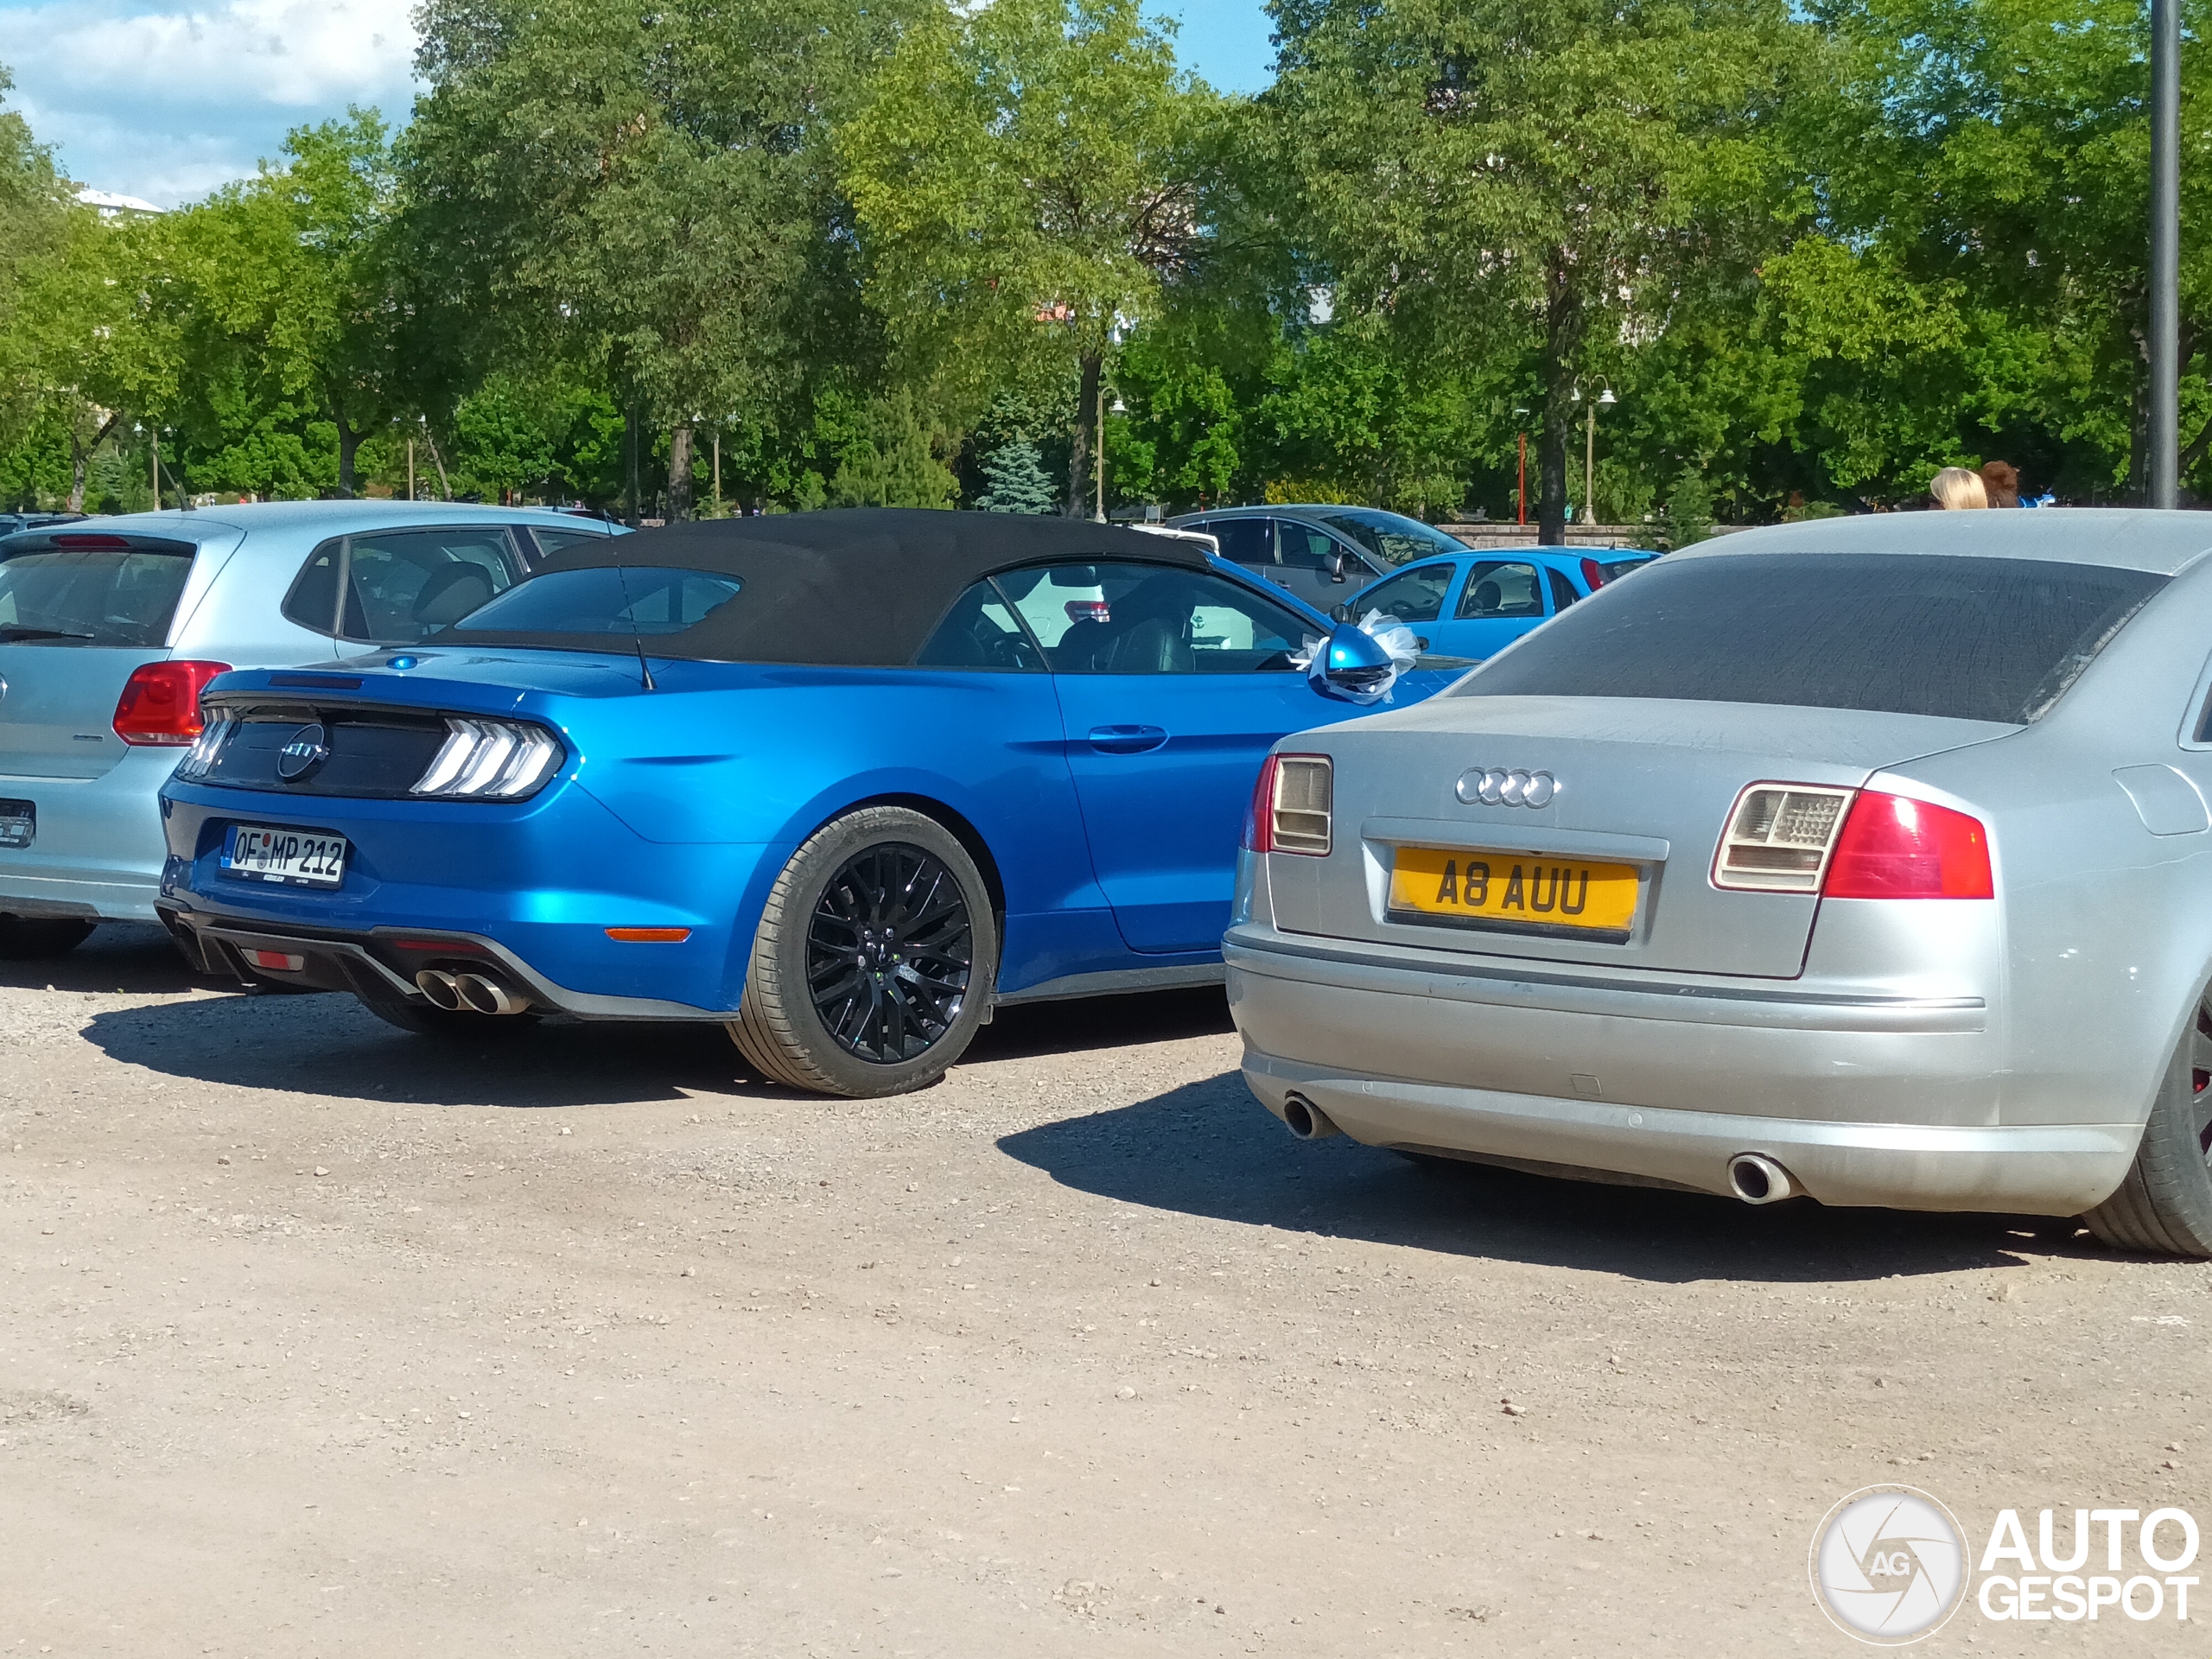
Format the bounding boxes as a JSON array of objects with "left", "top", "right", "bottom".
[
  {"left": 729, "top": 806, "right": 996, "bottom": 1098},
  {"left": 0, "top": 915, "right": 95, "bottom": 960},
  {"left": 2082, "top": 982, "right": 2212, "bottom": 1257}
]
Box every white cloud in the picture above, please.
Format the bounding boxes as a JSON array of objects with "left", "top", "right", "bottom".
[{"left": 0, "top": 0, "right": 418, "bottom": 205}]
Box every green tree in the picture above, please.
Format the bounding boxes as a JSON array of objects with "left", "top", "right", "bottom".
[
  {"left": 407, "top": 0, "right": 910, "bottom": 523},
  {"left": 1269, "top": 0, "right": 1817, "bottom": 540},
  {"left": 826, "top": 391, "right": 958, "bottom": 508},
  {"left": 841, "top": 0, "right": 1220, "bottom": 516},
  {"left": 974, "top": 438, "right": 1059, "bottom": 512}
]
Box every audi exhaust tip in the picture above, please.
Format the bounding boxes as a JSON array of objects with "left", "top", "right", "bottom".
[
  {"left": 1727, "top": 1153, "right": 1799, "bottom": 1205},
  {"left": 1281, "top": 1094, "right": 1341, "bottom": 1141}
]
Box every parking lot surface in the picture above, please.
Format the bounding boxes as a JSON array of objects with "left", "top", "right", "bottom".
[{"left": 3, "top": 927, "right": 2205, "bottom": 1656}]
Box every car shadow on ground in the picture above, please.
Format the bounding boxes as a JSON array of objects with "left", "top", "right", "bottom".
[
  {"left": 54, "top": 931, "right": 1241, "bottom": 1112},
  {"left": 996, "top": 1070, "right": 2106, "bottom": 1286}
]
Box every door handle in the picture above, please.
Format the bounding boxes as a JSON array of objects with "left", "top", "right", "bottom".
[{"left": 1088, "top": 724, "right": 1169, "bottom": 754}]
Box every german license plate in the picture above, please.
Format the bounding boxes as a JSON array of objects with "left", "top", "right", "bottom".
[
  {"left": 1388, "top": 845, "right": 1641, "bottom": 939},
  {"left": 0, "top": 798, "right": 30, "bottom": 849},
  {"left": 219, "top": 824, "right": 348, "bottom": 888}
]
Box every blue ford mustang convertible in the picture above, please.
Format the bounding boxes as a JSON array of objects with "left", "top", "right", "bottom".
[{"left": 156, "top": 510, "right": 1458, "bottom": 1096}]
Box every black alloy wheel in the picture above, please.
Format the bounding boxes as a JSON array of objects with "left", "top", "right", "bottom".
[
  {"left": 806, "top": 842, "right": 974, "bottom": 1064},
  {"left": 2083, "top": 982, "right": 2212, "bottom": 1255},
  {"left": 729, "top": 805, "right": 999, "bottom": 1098}
]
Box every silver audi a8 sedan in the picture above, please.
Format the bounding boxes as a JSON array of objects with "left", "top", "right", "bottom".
[{"left": 1227, "top": 510, "right": 2212, "bottom": 1255}]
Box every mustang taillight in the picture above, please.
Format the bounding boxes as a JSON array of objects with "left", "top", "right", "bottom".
[
  {"left": 1713, "top": 783, "right": 1992, "bottom": 899},
  {"left": 171, "top": 709, "right": 237, "bottom": 780},
  {"left": 411, "top": 717, "right": 563, "bottom": 798},
  {"left": 1243, "top": 753, "right": 1332, "bottom": 856},
  {"left": 111, "top": 659, "right": 231, "bottom": 746},
  {"left": 1825, "top": 791, "right": 1993, "bottom": 899}
]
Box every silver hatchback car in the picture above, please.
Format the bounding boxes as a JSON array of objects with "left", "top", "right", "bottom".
[
  {"left": 0, "top": 501, "right": 621, "bottom": 957},
  {"left": 1229, "top": 510, "right": 2212, "bottom": 1255}
]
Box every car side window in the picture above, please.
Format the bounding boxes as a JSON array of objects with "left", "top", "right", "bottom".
[
  {"left": 283, "top": 541, "right": 346, "bottom": 635},
  {"left": 1276, "top": 521, "right": 1347, "bottom": 572},
  {"left": 1203, "top": 518, "right": 1274, "bottom": 567},
  {"left": 1547, "top": 568, "right": 1580, "bottom": 612},
  {"left": 1001, "top": 561, "right": 1308, "bottom": 674},
  {"left": 347, "top": 530, "right": 524, "bottom": 642},
  {"left": 915, "top": 581, "right": 1044, "bottom": 671},
  {"left": 527, "top": 525, "right": 609, "bottom": 560},
  {"left": 1357, "top": 562, "right": 1456, "bottom": 625},
  {"left": 1457, "top": 560, "right": 1545, "bottom": 620},
  {"left": 283, "top": 529, "right": 530, "bottom": 644}
]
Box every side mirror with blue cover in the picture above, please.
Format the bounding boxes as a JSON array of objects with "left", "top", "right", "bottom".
[{"left": 1321, "top": 621, "right": 1397, "bottom": 699}]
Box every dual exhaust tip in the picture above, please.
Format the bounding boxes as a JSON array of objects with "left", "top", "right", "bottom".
[
  {"left": 415, "top": 967, "right": 532, "bottom": 1016},
  {"left": 1281, "top": 1093, "right": 1801, "bottom": 1209}
]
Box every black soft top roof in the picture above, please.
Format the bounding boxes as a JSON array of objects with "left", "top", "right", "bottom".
[{"left": 445, "top": 507, "right": 1208, "bottom": 666}]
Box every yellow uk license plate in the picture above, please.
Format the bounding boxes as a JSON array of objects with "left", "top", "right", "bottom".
[{"left": 1387, "top": 846, "right": 1641, "bottom": 938}]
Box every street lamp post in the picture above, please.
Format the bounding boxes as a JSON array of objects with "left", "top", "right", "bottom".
[
  {"left": 2150, "top": 0, "right": 2180, "bottom": 507},
  {"left": 1514, "top": 406, "right": 1530, "bottom": 526},
  {"left": 1574, "top": 388, "right": 1617, "bottom": 528}
]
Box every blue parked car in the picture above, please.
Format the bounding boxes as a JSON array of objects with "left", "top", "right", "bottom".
[
  {"left": 155, "top": 511, "right": 1457, "bottom": 1096},
  {"left": 1347, "top": 545, "right": 1660, "bottom": 661}
]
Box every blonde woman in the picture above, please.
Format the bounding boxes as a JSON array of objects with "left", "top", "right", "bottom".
[{"left": 1930, "top": 467, "right": 1989, "bottom": 509}]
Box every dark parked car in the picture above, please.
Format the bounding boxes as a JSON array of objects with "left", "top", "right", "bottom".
[{"left": 1164, "top": 506, "right": 1475, "bottom": 610}]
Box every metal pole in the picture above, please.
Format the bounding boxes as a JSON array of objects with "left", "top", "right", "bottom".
[
  {"left": 1095, "top": 378, "right": 1106, "bottom": 522},
  {"left": 1585, "top": 403, "right": 1597, "bottom": 528},
  {"left": 1517, "top": 432, "right": 1527, "bottom": 525},
  {"left": 2150, "top": 0, "right": 2181, "bottom": 506},
  {"left": 407, "top": 438, "right": 415, "bottom": 503}
]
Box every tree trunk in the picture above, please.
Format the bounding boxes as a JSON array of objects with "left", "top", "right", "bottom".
[
  {"left": 1536, "top": 258, "right": 1583, "bottom": 546},
  {"left": 425, "top": 427, "right": 454, "bottom": 500},
  {"left": 624, "top": 406, "right": 642, "bottom": 526},
  {"left": 66, "top": 412, "right": 121, "bottom": 513},
  {"left": 1067, "top": 350, "right": 1102, "bottom": 518},
  {"left": 668, "top": 423, "right": 695, "bottom": 521},
  {"left": 335, "top": 413, "right": 359, "bottom": 499}
]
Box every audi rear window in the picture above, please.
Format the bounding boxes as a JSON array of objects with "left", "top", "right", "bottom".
[
  {"left": 0, "top": 536, "right": 197, "bottom": 647},
  {"left": 1459, "top": 552, "right": 2165, "bottom": 724}
]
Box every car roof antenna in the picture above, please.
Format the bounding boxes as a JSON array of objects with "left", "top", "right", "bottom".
[{"left": 612, "top": 560, "right": 655, "bottom": 690}]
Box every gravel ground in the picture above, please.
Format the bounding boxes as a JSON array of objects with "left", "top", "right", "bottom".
[{"left": 3, "top": 925, "right": 2206, "bottom": 1656}]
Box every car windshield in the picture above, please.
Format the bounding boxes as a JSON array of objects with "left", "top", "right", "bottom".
[
  {"left": 0, "top": 538, "right": 196, "bottom": 646},
  {"left": 1317, "top": 510, "right": 1466, "bottom": 566},
  {"left": 447, "top": 566, "right": 744, "bottom": 637},
  {"left": 1459, "top": 552, "right": 2164, "bottom": 725}
]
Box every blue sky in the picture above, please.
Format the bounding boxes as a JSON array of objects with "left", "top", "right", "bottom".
[{"left": 0, "top": 0, "right": 1278, "bottom": 209}]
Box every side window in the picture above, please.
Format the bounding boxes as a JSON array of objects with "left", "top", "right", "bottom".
[
  {"left": 527, "top": 525, "right": 609, "bottom": 560},
  {"left": 1547, "top": 568, "right": 1580, "bottom": 612},
  {"left": 1012, "top": 561, "right": 1308, "bottom": 674},
  {"left": 915, "top": 581, "right": 1043, "bottom": 671},
  {"left": 1276, "top": 521, "right": 1345, "bottom": 572},
  {"left": 283, "top": 539, "right": 345, "bottom": 635},
  {"left": 343, "top": 529, "right": 527, "bottom": 643},
  {"left": 1457, "top": 560, "right": 1545, "bottom": 620},
  {"left": 1357, "top": 563, "right": 1455, "bottom": 624},
  {"left": 1204, "top": 518, "right": 1274, "bottom": 567}
]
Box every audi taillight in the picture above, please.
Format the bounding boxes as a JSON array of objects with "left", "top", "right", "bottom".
[
  {"left": 1243, "top": 753, "right": 1332, "bottom": 857},
  {"left": 1825, "top": 791, "right": 1993, "bottom": 899},
  {"left": 1713, "top": 783, "right": 1991, "bottom": 899},
  {"left": 111, "top": 659, "right": 231, "bottom": 746}
]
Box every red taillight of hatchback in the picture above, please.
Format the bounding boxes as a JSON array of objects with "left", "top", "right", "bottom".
[
  {"left": 1242, "top": 753, "right": 1333, "bottom": 856},
  {"left": 1824, "top": 791, "right": 1993, "bottom": 899},
  {"left": 111, "top": 660, "right": 231, "bottom": 746},
  {"left": 1580, "top": 556, "right": 1607, "bottom": 592},
  {"left": 1713, "top": 782, "right": 1992, "bottom": 899}
]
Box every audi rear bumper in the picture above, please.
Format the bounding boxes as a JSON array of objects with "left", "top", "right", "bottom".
[{"left": 1225, "top": 923, "right": 2141, "bottom": 1215}]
